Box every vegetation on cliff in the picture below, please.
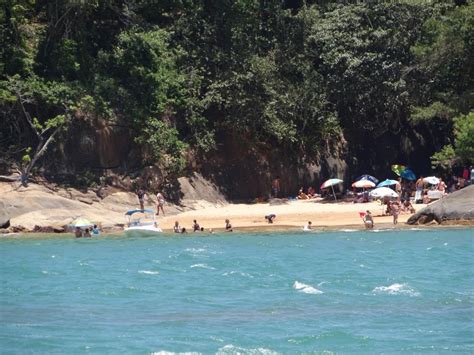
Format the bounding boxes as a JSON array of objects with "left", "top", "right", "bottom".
[{"left": 1, "top": 0, "right": 472, "bottom": 188}]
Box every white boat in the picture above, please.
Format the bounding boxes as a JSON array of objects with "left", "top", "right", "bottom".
[{"left": 124, "top": 209, "right": 162, "bottom": 236}]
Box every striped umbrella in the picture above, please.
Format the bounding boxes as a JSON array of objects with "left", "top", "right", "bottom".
[{"left": 352, "top": 179, "right": 376, "bottom": 189}]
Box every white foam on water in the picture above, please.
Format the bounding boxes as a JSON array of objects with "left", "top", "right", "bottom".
[
  {"left": 222, "top": 271, "right": 254, "bottom": 278},
  {"left": 191, "top": 263, "right": 216, "bottom": 270},
  {"left": 138, "top": 270, "right": 160, "bottom": 275},
  {"left": 185, "top": 248, "right": 207, "bottom": 253},
  {"left": 293, "top": 281, "right": 323, "bottom": 295},
  {"left": 217, "top": 344, "right": 278, "bottom": 355},
  {"left": 340, "top": 229, "right": 357, "bottom": 232},
  {"left": 151, "top": 352, "right": 201, "bottom": 355},
  {"left": 444, "top": 242, "right": 448, "bottom": 246},
  {"left": 372, "top": 283, "right": 420, "bottom": 297}
]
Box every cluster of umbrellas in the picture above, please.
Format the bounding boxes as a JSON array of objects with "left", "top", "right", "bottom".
[{"left": 319, "top": 165, "right": 442, "bottom": 201}]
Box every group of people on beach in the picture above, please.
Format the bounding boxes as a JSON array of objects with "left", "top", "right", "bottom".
[{"left": 172, "top": 219, "right": 234, "bottom": 234}]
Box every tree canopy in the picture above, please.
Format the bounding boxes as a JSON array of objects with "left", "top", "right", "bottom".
[{"left": 1, "top": 0, "right": 472, "bottom": 185}]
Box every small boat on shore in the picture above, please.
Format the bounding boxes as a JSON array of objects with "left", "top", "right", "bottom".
[{"left": 124, "top": 209, "right": 162, "bottom": 236}]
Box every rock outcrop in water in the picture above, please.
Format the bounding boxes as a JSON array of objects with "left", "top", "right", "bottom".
[{"left": 407, "top": 185, "right": 474, "bottom": 225}]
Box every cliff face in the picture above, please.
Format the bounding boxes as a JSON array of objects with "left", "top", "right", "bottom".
[{"left": 31, "top": 118, "right": 447, "bottom": 200}]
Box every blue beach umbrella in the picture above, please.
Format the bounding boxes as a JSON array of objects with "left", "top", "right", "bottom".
[
  {"left": 400, "top": 168, "right": 416, "bottom": 181},
  {"left": 377, "top": 179, "right": 399, "bottom": 187},
  {"left": 356, "top": 175, "right": 379, "bottom": 184}
]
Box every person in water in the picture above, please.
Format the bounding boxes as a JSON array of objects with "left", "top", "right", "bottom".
[
  {"left": 363, "top": 210, "right": 374, "bottom": 229},
  {"left": 173, "top": 221, "right": 181, "bottom": 233},
  {"left": 75, "top": 227, "right": 82, "bottom": 238},
  {"left": 304, "top": 221, "right": 312, "bottom": 230},
  {"left": 193, "top": 220, "right": 200, "bottom": 232},
  {"left": 92, "top": 224, "right": 100, "bottom": 235},
  {"left": 225, "top": 219, "right": 233, "bottom": 232},
  {"left": 83, "top": 228, "right": 92, "bottom": 238}
]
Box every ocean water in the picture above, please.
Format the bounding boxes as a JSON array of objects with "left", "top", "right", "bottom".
[{"left": 1, "top": 229, "right": 473, "bottom": 354}]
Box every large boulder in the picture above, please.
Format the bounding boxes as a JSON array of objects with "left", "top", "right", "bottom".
[{"left": 407, "top": 185, "right": 474, "bottom": 224}]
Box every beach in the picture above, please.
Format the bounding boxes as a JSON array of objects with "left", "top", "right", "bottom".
[
  {"left": 158, "top": 199, "right": 422, "bottom": 232},
  {"left": 1, "top": 182, "right": 426, "bottom": 234}
]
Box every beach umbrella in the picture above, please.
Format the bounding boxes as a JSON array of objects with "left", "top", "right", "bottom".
[
  {"left": 369, "top": 187, "right": 399, "bottom": 198},
  {"left": 352, "top": 179, "right": 376, "bottom": 189},
  {"left": 423, "top": 176, "right": 440, "bottom": 185},
  {"left": 400, "top": 168, "right": 416, "bottom": 181},
  {"left": 320, "top": 178, "right": 343, "bottom": 201},
  {"left": 391, "top": 164, "right": 406, "bottom": 176},
  {"left": 71, "top": 218, "right": 93, "bottom": 228},
  {"left": 356, "top": 174, "right": 379, "bottom": 184},
  {"left": 377, "top": 179, "right": 399, "bottom": 187}
]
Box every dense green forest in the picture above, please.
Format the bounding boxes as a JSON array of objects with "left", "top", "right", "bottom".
[{"left": 0, "top": 0, "right": 472, "bottom": 196}]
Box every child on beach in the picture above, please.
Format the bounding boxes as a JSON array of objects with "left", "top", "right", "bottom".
[
  {"left": 265, "top": 214, "right": 276, "bottom": 223},
  {"left": 225, "top": 219, "right": 233, "bottom": 232},
  {"left": 304, "top": 221, "right": 312, "bottom": 230}
]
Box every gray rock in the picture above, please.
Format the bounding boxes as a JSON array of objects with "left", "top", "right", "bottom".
[
  {"left": 0, "top": 218, "right": 10, "bottom": 229},
  {"left": 407, "top": 185, "right": 474, "bottom": 224}
]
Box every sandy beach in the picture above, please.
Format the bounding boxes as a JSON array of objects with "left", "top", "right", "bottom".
[
  {"left": 0, "top": 182, "right": 429, "bottom": 234},
  {"left": 157, "top": 198, "right": 425, "bottom": 232}
]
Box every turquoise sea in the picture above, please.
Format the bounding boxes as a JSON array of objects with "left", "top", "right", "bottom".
[{"left": 1, "top": 228, "right": 473, "bottom": 353}]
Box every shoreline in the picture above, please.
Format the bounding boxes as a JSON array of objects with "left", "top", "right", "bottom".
[
  {"left": 2, "top": 182, "right": 473, "bottom": 237},
  {"left": 2, "top": 222, "right": 471, "bottom": 239}
]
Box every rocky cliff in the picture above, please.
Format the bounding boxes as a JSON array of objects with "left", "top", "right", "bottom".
[{"left": 407, "top": 185, "right": 474, "bottom": 225}]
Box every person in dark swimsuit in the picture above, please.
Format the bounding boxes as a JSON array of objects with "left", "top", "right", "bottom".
[
  {"left": 137, "top": 189, "right": 145, "bottom": 210},
  {"left": 225, "top": 219, "right": 233, "bottom": 232}
]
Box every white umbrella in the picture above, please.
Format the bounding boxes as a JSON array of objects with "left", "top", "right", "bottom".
[
  {"left": 369, "top": 187, "right": 398, "bottom": 198},
  {"left": 352, "top": 179, "right": 376, "bottom": 189},
  {"left": 423, "top": 176, "right": 440, "bottom": 185},
  {"left": 320, "top": 178, "right": 343, "bottom": 201}
]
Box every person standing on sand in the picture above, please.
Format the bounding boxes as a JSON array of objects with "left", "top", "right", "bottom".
[
  {"left": 271, "top": 176, "right": 281, "bottom": 198},
  {"left": 391, "top": 201, "right": 400, "bottom": 225},
  {"left": 156, "top": 191, "right": 165, "bottom": 216},
  {"left": 137, "top": 188, "right": 146, "bottom": 210}
]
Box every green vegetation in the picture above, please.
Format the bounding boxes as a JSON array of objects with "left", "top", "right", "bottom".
[{"left": 1, "top": 1, "right": 472, "bottom": 184}]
